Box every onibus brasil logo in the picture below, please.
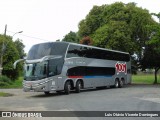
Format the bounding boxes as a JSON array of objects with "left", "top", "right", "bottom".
[{"left": 115, "top": 62, "right": 127, "bottom": 75}]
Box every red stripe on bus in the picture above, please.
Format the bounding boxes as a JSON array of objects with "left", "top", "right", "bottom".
[{"left": 68, "top": 76, "right": 83, "bottom": 78}]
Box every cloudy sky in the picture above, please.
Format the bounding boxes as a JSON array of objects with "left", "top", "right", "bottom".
[{"left": 0, "top": 0, "right": 159, "bottom": 53}]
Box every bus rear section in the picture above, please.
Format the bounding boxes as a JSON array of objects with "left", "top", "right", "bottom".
[{"left": 62, "top": 57, "right": 131, "bottom": 94}]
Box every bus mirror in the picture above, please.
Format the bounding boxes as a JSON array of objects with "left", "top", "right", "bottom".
[{"left": 13, "top": 59, "right": 25, "bottom": 69}]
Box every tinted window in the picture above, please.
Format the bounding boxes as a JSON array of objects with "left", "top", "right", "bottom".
[
  {"left": 27, "top": 42, "right": 68, "bottom": 60},
  {"left": 67, "top": 66, "right": 115, "bottom": 76},
  {"left": 67, "top": 44, "right": 130, "bottom": 61},
  {"left": 66, "top": 45, "right": 81, "bottom": 58},
  {"left": 48, "top": 58, "right": 63, "bottom": 77},
  {"left": 27, "top": 43, "right": 52, "bottom": 60}
]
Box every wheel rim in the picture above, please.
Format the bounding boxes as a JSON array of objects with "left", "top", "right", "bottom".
[
  {"left": 68, "top": 84, "right": 71, "bottom": 91},
  {"left": 120, "top": 80, "right": 123, "bottom": 87},
  {"left": 78, "top": 82, "right": 81, "bottom": 89},
  {"left": 115, "top": 80, "right": 119, "bottom": 88}
]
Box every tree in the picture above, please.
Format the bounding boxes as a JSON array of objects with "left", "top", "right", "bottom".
[
  {"left": 0, "top": 34, "right": 22, "bottom": 80},
  {"left": 78, "top": 5, "right": 105, "bottom": 37},
  {"left": 14, "top": 39, "right": 25, "bottom": 58},
  {"left": 62, "top": 31, "right": 79, "bottom": 43},
  {"left": 78, "top": 2, "right": 157, "bottom": 76},
  {"left": 141, "top": 13, "right": 160, "bottom": 84},
  {"left": 14, "top": 39, "right": 26, "bottom": 76},
  {"left": 142, "top": 45, "right": 160, "bottom": 84},
  {"left": 78, "top": 2, "right": 156, "bottom": 56},
  {"left": 92, "top": 21, "right": 135, "bottom": 54}
]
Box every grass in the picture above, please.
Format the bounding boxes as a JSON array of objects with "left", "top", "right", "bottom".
[
  {"left": 0, "top": 77, "right": 22, "bottom": 97},
  {"left": 1, "top": 77, "right": 23, "bottom": 88},
  {"left": 0, "top": 92, "right": 13, "bottom": 97},
  {"left": 0, "top": 74, "right": 160, "bottom": 88},
  {"left": 132, "top": 74, "right": 160, "bottom": 84},
  {"left": 9, "top": 77, "right": 23, "bottom": 88}
]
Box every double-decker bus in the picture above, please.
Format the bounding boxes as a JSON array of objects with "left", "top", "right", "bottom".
[{"left": 14, "top": 42, "right": 131, "bottom": 95}]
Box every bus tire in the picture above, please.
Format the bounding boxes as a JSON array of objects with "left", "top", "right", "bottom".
[
  {"left": 75, "top": 80, "right": 81, "bottom": 93},
  {"left": 119, "top": 79, "right": 123, "bottom": 88},
  {"left": 114, "top": 79, "right": 119, "bottom": 88},
  {"left": 44, "top": 91, "right": 50, "bottom": 95},
  {"left": 64, "top": 81, "right": 71, "bottom": 95}
]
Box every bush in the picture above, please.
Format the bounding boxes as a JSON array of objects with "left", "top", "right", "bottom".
[
  {"left": 0, "top": 81, "right": 10, "bottom": 87},
  {"left": 2, "top": 69, "right": 20, "bottom": 80},
  {"left": 0, "top": 75, "right": 12, "bottom": 85}
]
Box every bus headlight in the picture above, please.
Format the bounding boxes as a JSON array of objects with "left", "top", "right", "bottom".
[
  {"left": 39, "top": 82, "right": 44, "bottom": 85},
  {"left": 52, "top": 81, "right": 55, "bottom": 85}
]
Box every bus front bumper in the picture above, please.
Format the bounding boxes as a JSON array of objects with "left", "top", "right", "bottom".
[{"left": 23, "top": 80, "right": 56, "bottom": 92}]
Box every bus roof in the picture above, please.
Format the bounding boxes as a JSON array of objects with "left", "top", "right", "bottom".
[
  {"left": 52, "top": 41, "right": 129, "bottom": 55},
  {"left": 33, "top": 41, "right": 129, "bottom": 55}
]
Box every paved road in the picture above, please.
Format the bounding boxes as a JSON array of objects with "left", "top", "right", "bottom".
[{"left": 0, "top": 84, "right": 160, "bottom": 120}]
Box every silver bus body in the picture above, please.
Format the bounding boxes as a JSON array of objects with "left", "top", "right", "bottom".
[{"left": 16, "top": 42, "right": 131, "bottom": 94}]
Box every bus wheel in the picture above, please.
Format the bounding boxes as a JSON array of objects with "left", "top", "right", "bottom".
[
  {"left": 114, "top": 79, "right": 119, "bottom": 88},
  {"left": 119, "top": 79, "right": 123, "bottom": 88},
  {"left": 75, "top": 80, "right": 81, "bottom": 93},
  {"left": 44, "top": 91, "right": 50, "bottom": 95},
  {"left": 64, "top": 81, "right": 71, "bottom": 95}
]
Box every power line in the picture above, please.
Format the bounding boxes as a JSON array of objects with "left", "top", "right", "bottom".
[{"left": 7, "top": 30, "right": 52, "bottom": 42}]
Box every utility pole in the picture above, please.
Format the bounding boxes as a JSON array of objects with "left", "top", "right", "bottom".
[
  {"left": 0, "top": 24, "right": 7, "bottom": 75},
  {"left": 4, "top": 24, "right": 7, "bottom": 36}
]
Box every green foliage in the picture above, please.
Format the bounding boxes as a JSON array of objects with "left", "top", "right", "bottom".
[
  {"left": 78, "top": 2, "right": 159, "bottom": 82},
  {"left": 14, "top": 39, "right": 25, "bottom": 75},
  {"left": 147, "top": 24, "right": 160, "bottom": 52},
  {"left": 2, "top": 36, "right": 19, "bottom": 80},
  {"left": 78, "top": 2, "right": 156, "bottom": 56},
  {"left": 0, "top": 34, "right": 25, "bottom": 80},
  {"left": 62, "top": 31, "right": 79, "bottom": 43},
  {"left": 92, "top": 25, "right": 109, "bottom": 47},
  {"left": 4, "top": 76, "right": 23, "bottom": 88},
  {"left": 0, "top": 75, "right": 12, "bottom": 87},
  {"left": 14, "top": 39, "right": 26, "bottom": 58},
  {"left": 142, "top": 45, "right": 160, "bottom": 69},
  {"left": 0, "top": 82, "right": 10, "bottom": 87},
  {"left": 141, "top": 15, "right": 160, "bottom": 83},
  {"left": 78, "top": 5, "right": 105, "bottom": 37}
]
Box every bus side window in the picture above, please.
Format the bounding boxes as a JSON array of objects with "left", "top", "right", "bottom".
[
  {"left": 56, "top": 58, "right": 63, "bottom": 75},
  {"left": 48, "top": 58, "right": 63, "bottom": 77}
]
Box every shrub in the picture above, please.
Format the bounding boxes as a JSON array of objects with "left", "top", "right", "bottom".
[
  {"left": 0, "top": 81, "right": 10, "bottom": 87},
  {"left": 0, "top": 75, "right": 12, "bottom": 85}
]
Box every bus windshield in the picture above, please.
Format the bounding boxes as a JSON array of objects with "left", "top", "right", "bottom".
[
  {"left": 24, "top": 61, "right": 48, "bottom": 81},
  {"left": 24, "top": 58, "right": 63, "bottom": 81}
]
